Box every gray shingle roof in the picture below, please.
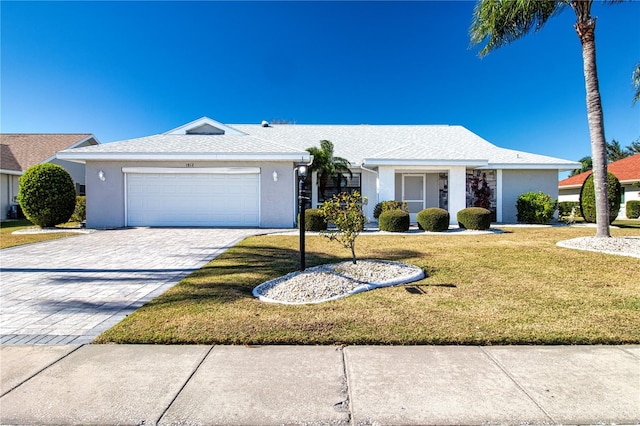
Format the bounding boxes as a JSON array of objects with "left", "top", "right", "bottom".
[
  {"left": 61, "top": 133, "right": 307, "bottom": 155},
  {"left": 56, "top": 118, "right": 579, "bottom": 169},
  {"left": 231, "top": 124, "right": 578, "bottom": 168}
]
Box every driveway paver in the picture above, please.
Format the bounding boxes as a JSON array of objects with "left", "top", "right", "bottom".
[{"left": 0, "top": 227, "right": 271, "bottom": 344}]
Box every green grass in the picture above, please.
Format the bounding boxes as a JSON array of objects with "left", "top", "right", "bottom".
[
  {"left": 0, "top": 219, "right": 80, "bottom": 249},
  {"left": 95, "top": 226, "right": 640, "bottom": 345}
]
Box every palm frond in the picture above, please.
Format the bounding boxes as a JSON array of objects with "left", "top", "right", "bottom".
[{"left": 470, "top": 0, "right": 564, "bottom": 57}]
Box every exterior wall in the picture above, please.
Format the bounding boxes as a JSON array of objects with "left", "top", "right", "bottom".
[
  {"left": 1, "top": 173, "right": 11, "bottom": 220},
  {"left": 1, "top": 173, "right": 21, "bottom": 220},
  {"left": 558, "top": 187, "right": 581, "bottom": 203},
  {"left": 51, "top": 159, "right": 87, "bottom": 190},
  {"left": 84, "top": 160, "right": 297, "bottom": 229},
  {"left": 501, "top": 169, "right": 559, "bottom": 223},
  {"left": 360, "top": 168, "right": 378, "bottom": 221},
  {"left": 425, "top": 173, "right": 439, "bottom": 207}
]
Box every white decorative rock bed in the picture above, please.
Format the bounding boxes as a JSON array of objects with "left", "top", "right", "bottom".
[{"left": 253, "top": 260, "right": 425, "bottom": 305}]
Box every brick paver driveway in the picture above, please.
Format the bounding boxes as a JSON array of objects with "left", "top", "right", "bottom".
[{"left": 0, "top": 228, "right": 273, "bottom": 344}]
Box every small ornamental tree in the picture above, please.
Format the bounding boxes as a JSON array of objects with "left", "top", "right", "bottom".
[
  {"left": 580, "top": 172, "right": 621, "bottom": 224},
  {"left": 17, "top": 164, "right": 76, "bottom": 228},
  {"left": 470, "top": 173, "right": 492, "bottom": 209},
  {"left": 320, "top": 191, "right": 367, "bottom": 264}
]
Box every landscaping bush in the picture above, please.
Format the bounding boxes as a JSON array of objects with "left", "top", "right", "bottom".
[
  {"left": 626, "top": 200, "right": 640, "bottom": 219},
  {"left": 579, "top": 172, "right": 621, "bottom": 224},
  {"left": 17, "top": 164, "right": 76, "bottom": 228},
  {"left": 457, "top": 207, "right": 491, "bottom": 230},
  {"left": 71, "top": 196, "right": 86, "bottom": 223},
  {"left": 516, "top": 191, "right": 557, "bottom": 224},
  {"left": 373, "top": 200, "right": 408, "bottom": 219},
  {"left": 416, "top": 208, "right": 449, "bottom": 232},
  {"left": 379, "top": 209, "right": 410, "bottom": 232},
  {"left": 298, "top": 208, "right": 327, "bottom": 231},
  {"left": 558, "top": 201, "right": 581, "bottom": 218}
]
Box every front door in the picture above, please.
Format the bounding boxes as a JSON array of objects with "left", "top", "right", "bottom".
[{"left": 402, "top": 174, "right": 425, "bottom": 222}]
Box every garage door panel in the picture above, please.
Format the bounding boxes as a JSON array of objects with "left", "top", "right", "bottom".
[{"left": 126, "top": 173, "right": 259, "bottom": 227}]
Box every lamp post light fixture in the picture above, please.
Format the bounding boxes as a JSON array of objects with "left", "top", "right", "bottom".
[{"left": 296, "top": 163, "right": 309, "bottom": 271}]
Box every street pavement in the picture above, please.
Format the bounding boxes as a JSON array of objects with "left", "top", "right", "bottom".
[{"left": 0, "top": 344, "right": 638, "bottom": 425}]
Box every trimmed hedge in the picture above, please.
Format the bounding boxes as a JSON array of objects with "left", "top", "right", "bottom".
[
  {"left": 516, "top": 191, "right": 557, "bottom": 224},
  {"left": 416, "top": 208, "right": 449, "bottom": 232},
  {"left": 457, "top": 207, "right": 491, "bottom": 230},
  {"left": 579, "top": 172, "right": 621, "bottom": 224},
  {"left": 17, "top": 164, "right": 76, "bottom": 228},
  {"left": 379, "top": 209, "right": 410, "bottom": 232},
  {"left": 627, "top": 200, "right": 640, "bottom": 219},
  {"left": 373, "top": 200, "right": 408, "bottom": 219},
  {"left": 298, "top": 208, "right": 327, "bottom": 231}
]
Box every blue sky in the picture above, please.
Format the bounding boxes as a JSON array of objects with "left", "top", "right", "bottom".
[{"left": 2, "top": 1, "right": 639, "bottom": 170}]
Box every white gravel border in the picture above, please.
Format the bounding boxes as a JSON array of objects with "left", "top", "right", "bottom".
[
  {"left": 556, "top": 236, "right": 640, "bottom": 259},
  {"left": 253, "top": 260, "right": 425, "bottom": 305}
]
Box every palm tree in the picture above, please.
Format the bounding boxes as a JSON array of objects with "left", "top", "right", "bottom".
[
  {"left": 470, "top": 0, "right": 619, "bottom": 238},
  {"left": 607, "top": 139, "right": 630, "bottom": 162},
  {"left": 633, "top": 63, "right": 640, "bottom": 105},
  {"left": 306, "top": 140, "right": 352, "bottom": 201},
  {"left": 570, "top": 155, "right": 593, "bottom": 176}
]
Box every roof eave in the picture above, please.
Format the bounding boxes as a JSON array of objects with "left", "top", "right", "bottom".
[
  {"left": 0, "top": 169, "right": 23, "bottom": 176},
  {"left": 362, "top": 159, "right": 488, "bottom": 167},
  {"left": 55, "top": 152, "right": 312, "bottom": 163},
  {"left": 488, "top": 163, "right": 581, "bottom": 170}
]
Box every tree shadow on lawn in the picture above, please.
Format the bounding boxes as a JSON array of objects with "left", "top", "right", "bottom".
[{"left": 148, "top": 244, "right": 426, "bottom": 306}]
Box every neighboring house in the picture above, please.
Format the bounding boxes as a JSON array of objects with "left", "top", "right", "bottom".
[
  {"left": 558, "top": 153, "right": 640, "bottom": 219},
  {"left": 1, "top": 134, "right": 100, "bottom": 220},
  {"left": 56, "top": 117, "right": 579, "bottom": 229}
]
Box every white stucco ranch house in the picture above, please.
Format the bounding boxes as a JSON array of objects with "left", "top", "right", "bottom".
[{"left": 56, "top": 117, "right": 580, "bottom": 229}]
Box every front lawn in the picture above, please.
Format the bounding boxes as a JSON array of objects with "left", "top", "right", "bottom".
[
  {"left": 0, "top": 220, "right": 79, "bottom": 249},
  {"left": 95, "top": 226, "right": 640, "bottom": 345}
]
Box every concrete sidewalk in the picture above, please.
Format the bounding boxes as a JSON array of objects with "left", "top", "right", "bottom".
[{"left": 1, "top": 345, "right": 638, "bottom": 425}]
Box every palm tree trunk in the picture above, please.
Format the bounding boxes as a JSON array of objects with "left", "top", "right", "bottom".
[{"left": 576, "top": 16, "right": 610, "bottom": 237}]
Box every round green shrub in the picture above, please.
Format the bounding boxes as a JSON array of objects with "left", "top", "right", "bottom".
[
  {"left": 71, "top": 196, "right": 86, "bottom": 223},
  {"left": 379, "top": 209, "right": 410, "bottom": 232},
  {"left": 17, "top": 164, "right": 76, "bottom": 228},
  {"left": 579, "top": 172, "right": 621, "bottom": 224},
  {"left": 416, "top": 208, "right": 449, "bottom": 232},
  {"left": 373, "top": 202, "right": 383, "bottom": 219},
  {"left": 626, "top": 200, "right": 640, "bottom": 219},
  {"left": 373, "top": 200, "right": 408, "bottom": 219},
  {"left": 516, "top": 191, "right": 557, "bottom": 224},
  {"left": 299, "top": 208, "right": 327, "bottom": 231},
  {"left": 457, "top": 207, "right": 491, "bottom": 230}
]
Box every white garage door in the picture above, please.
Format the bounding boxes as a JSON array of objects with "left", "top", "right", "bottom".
[{"left": 125, "top": 168, "right": 260, "bottom": 227}]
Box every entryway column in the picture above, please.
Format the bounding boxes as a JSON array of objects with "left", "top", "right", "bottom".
[
  {"left": 378, "top": 166, "right": 395, "bottom": 202},
  {"left": 448, "top": 166, "right": 467, "bottom": 225}
]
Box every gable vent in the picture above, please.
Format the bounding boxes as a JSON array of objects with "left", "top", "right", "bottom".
[{"left": 186, "top": 123, "right": 225, "bottom": 135}]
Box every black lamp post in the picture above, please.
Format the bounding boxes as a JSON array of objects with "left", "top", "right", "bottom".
[{"left": 297, "top": 164, "right": 308, "bottom": 271}]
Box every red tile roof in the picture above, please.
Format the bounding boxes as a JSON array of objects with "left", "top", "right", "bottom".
[
  {"left": 559, "top": 153, "right": 640, "bottom": 187},
  {"left": 0, "top": 134, "right": 96, "bottom": 172}
]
